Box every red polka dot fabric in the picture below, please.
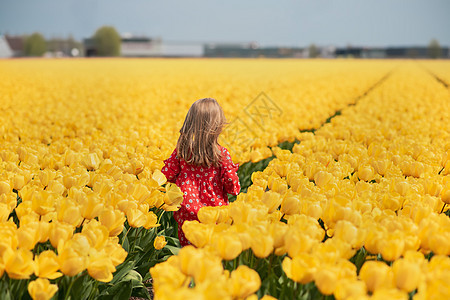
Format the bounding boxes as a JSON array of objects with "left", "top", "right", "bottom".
[{"left": 161, "top": 146, "right": 240, "bottom": 246}]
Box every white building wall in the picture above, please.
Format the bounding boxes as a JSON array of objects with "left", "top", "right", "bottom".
[
  {"left": 121, "top": 41, "right": 163, "bottom": 57},
  {"left": 161, "top": 42, "right": 204, "bottom": 57},
  {"left": 0, "top": 35, "right": 13, "bottom": 58}
]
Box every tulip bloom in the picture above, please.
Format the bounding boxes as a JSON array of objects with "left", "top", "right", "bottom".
[
  {"left": 28, "top": 278, "right": 58, "bottom": 300},
  {"left": 34, "top": 250, "right": 62, "bottom": 279},
  {"left": 359, "top": 261, "right": 394, "bottom": 292},
  {"left": 282, "top": 254, "right": 318, "bottom": 284},
  {"left": 4, "top": 248, "right": 35, "bottom": 279},
  {"left": 163, "top": 183, "right": 183, "bottom": 207},
  {"left": 154, "top": 236, "right": 167, "bottom": 250},
  {"left": 87, "top": 249, "right": 116, "bottom": 282},
  {"left": 98, "top": 207, "right": 126, "bottom": 237},
  {"left": 230, "top": 265, "right": 261, "bottom": 299}
]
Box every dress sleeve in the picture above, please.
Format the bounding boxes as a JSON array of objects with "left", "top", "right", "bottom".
[
  {"left": 220, "top": 147, "right": 241, "bottom": 196},
  {"left": 161, "top": 148, "right": 180, "bottom": 183}
]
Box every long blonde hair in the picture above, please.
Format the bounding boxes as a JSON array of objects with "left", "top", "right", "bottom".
[{"left": 176, "top": 98, "right": 227, "bottom": 167}]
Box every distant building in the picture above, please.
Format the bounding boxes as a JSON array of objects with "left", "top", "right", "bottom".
[
  {"left": 161, "top": 41, "right": 203, "bottom": 57},
  {"left": 84, "top": 36, "right": 203, "bottom": 57},
  {"left": 83, "top": 36, "right": 450, "bottom": 59},
  {"left": 335, "top": 46, "right": 450, "bottom": 59},
  {"left": 0, "top": 35, "right": 13, "bottom": 58},
  {"left": 204, "top": 43, "right": 303, "bottom": 58},
  {"left": 4, "top": 35, "right": 24, "bottom": 57},
  {"left": 120, "top": 36, "right": 161, "bottom": 57}
]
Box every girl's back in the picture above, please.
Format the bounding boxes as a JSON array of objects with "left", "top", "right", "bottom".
[
  {"left": 160, "top": 98, "right": 240, "bottom": 246},
  {"left": 162, "top": 145, "right": 240, "bottom": 216}
]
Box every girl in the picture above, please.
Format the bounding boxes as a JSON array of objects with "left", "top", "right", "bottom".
[{"left": 161, "top": 98, "right": 241, "bottom": 246}]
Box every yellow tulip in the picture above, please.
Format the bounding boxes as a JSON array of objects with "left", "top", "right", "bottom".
[
  {"left": 284, "top": 229, "right": 315, "bottom": 257},
  {"left": 34, "top": 250, "right": 62, "bottom": 279},
  {"left": 123, "top": 158, "right": 144, "bottom": 175},
  {"left": 267, "top": 174, "right": 287, "bottom": 194},
  {"left": 56, "top": 197, "right": 83, "bottom": 227},
  {"left": 164, "top": 183, "right": 183, "bottom": 207},
  {"left": 1, "top": 192, "right": 17, "bottom": 212},
  {"left": 154, "top": 236, "right": 167, "bottom": 250},
  {"left": 46, "top": 180, "right": 65, "bottom": 195},
  {"left": 0, "top": 202, "right": 10, "bottom": 222},
  {"left": 314, "top": 266, "right": 338, "bottom": 295},
  {"left": 0, "top": 180, "right": 11, "bottom": 195},
  {"left": 87, "top": 249, "right": 116, "bottom": 282},
  {"left": 178, "top": 246, "right": 223, "bottom": 283},
  {"left": 144, "top": 211, "right": 160, "bottom": 229},
  {"left": 31, "top": 190, "right": 56, "bottom": 216},
  {"left": 103, "top": 239, "right": 127, "bottom": 266},
  {"left": 441, "top": 184, "right": 450, "bottom": 204},
  {"left": 3, "top": 247, "right": 34, "bottom": 279},
  {"left": 152, "top": 169, "right": 167, "bottom": 186},
  {"left": 357, "top": 165, "right": 375, "bottom": 182},
  {"left": 82, "top": 152, "right": 101, "bottom": 171},
  {"left": 78, "top": 192, "right": 104, "bottom": 220},
  {"left": 13, "top": 174, "right": 26, "bottom": 190},
  {"left": 230, "top": 265, "right": 261, "bottom": 299},
  {"left": 282, "top": 254, "right": 318, "bottom": 284},
  {"left": 314, "top": 170, "right": 334, "bottom": 188},
  {"left": 128, "top": 182, "right": 151, "bottom": 203},
  {"left": 98, "top": 207, "right": 126, "bottom": 236},
  {"left": 38, "top": 169, "right": 57, "bottom": 187},
  {"left": 232, "top": 223, "right": 253, "bottom": 250},
  {"left": 198, "top": 206, "right": 220, "bottom": 224},
  {"left": 82, "top": 219, "right": 109, "bottom": 249},
  {"left": 359, "top": 261, "right": 394, "bottom": 292},
  {"left": 395, "top": 180, "right": 410, "bottom": 196},
  {"left": 150, "top": 256, "right": 188, "bottom": 290},
  {"left": 371, "top": 288, "right": 408, "bottom": 300},
  {"left": 182, "top": 220, "right": 213, "bottom": 248},
  {"left": 57, "top": 245, "right": 86, "bottom": 277},
  {"left": 250, "top": 232, "right": 274, "bottom": 258},
  {"left": 280, "top": 191, "right": 301, "bottom": 215},
  {"left": 379, "top": 231, "right": 405, "bottom": 262},
  {"left": 17, "top": 222, "right": 39, "bottom": 250},
  {"left": 126, "top": 206, "right": 147, "bottom": 228},
  {"left": 261, "top": 191, "right": 282, "bottom": 213},
  {"left": 333, "top": 220, "right": 365, "bottom": 249},
  {"left": 333, "top": 278, "right": 367, "bottom": 300},
  {"left": 392, "top": 258, "right": 420, "bottom": 292},
  {"left": 49, "top": 221, "right": 74, "bottom": 248},
  {"left": 212, "top": 232, "right": 242, "bottom": 260},
  {"left": 268, "top": 221, "right": 288, "bottom": 248},
  {"left": 27, "top": 278, "right": 58, "bottom": 300}
]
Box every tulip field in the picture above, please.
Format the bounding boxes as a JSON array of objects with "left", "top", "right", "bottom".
[{"left": 0, "top": 58, "right": 449, "bottom": 300}]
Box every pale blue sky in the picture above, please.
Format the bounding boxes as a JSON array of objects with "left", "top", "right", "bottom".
[{"left": 0, "top": 0, "right": 448, "bottom": 47}]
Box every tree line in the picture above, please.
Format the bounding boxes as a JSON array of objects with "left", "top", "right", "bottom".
[{"left": 22, "top": 26, "right": 121, "bottom": 57}]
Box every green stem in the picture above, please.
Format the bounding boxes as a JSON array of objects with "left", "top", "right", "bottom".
[
  {"left": 132, "top": 227, "right": 144, "bottom": 253},
  {"left": 88, "top": 279, "right": 98, "bottom": 300},
  {"left": 121, "top": 225, "right": 132, "bottom": 246},
  {"left": 157, "top": 210, "right": 165, "bottom": 225},
  {"left": 64, "top": 276, "right": 76, "bottom": 300},
  {"left": 267, "top": 252, "right": 274, "bottom": 278}
]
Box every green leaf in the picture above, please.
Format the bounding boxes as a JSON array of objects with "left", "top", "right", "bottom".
[
  {"left": 70, "top": 274, "right": 94, "bottom": 300},
  {"left": 122, "top": 270, "right": 142, "bottom": 285},
  {"left": 165, "top": 245, "right": 180, "bottom": 255},
  {"left": 110, "top": 260, "right": 136, "bottom": 285}
]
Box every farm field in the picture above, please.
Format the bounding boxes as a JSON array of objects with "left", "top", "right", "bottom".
[{"left": 0, "top": 58, "right": 449, "bottom": 299}]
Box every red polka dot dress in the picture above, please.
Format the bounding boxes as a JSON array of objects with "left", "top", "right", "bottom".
[{"left": 161, "top": 145, "right": 240, "bottom": 246}]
